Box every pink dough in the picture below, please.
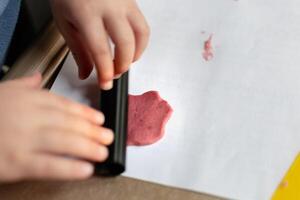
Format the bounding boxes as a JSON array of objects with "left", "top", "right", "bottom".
[
  {"left": 202, "top": 34, "right": 214, "bottom": 61},
  {"left": 127, "top": 91, "right": 173, "bottom": 146}
]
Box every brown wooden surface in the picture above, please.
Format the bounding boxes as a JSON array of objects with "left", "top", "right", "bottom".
[
  {"left": 0, "top": 176, "right": 223, "bottom": 200},
  {"left": 0, "top": 22, "right": 225, "bottom": 200}
]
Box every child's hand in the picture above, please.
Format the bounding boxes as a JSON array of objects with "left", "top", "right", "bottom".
[
  {"left": 50, "top": 0, "right": 150, "bottom": 90},
  {"left": 0, "top": 73, "right": 113, "bottom": 182}
]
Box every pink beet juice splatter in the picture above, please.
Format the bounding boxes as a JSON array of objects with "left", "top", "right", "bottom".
[{"left": 202, "top": 34, "right": 214, "bottom": 61}]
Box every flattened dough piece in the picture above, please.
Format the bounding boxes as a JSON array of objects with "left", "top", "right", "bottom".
[{"left": 127, "top": 91, "right": 173, "bottom": 146}]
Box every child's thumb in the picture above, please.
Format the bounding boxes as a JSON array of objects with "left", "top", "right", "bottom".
[{"left": 15, "top": 72, "right": 42, "bottom": 89}]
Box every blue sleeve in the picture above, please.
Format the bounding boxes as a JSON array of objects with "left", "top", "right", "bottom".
[
  {"left": 0, "top": 0, "right": 21, "bottom": 67},
  {"left": 0, "top": 0, "right": 10, "bottom": 15}
]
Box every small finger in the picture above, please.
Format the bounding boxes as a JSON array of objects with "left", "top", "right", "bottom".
[
  {"left": 45, "top": 92, "right": 104, "bottom": 125},
  {"left": 57, "top": 21, "right": 94, "bottom": 80},
  {"left": 25, "top": 154, "right": 94, "bottom": 180},
  {"left": 78, "top": 19, "right": 114, "bottom": 89},
  {"left": 44, "top": 111, "right": 113, "bottom": 145},
  {"left": 128, "top": 9, "right": 150, "bottom": 61},
  {"left": 105, "top": 17, "right": 135, "bottom": 75},
  {"left": 37, "top": 131, "right": 109, "bottom": 162}
]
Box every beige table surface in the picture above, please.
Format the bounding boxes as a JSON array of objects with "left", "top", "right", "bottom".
[{"left": 0, "top": 176, "right": 223, "bottom": 200}]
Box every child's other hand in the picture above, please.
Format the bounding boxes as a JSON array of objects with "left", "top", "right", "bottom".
[
  {"left": 0, "top": 73, "right": 113, "bottom": 182},
  {"left": 50, "top": 0, "right": 150, "bottom": 90}
]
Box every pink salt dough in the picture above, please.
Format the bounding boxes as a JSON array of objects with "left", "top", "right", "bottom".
[
  {"left": 127, "top": 91, "right": 173, "bottom": 146},
  {"left": 202, "top": 34, "right": 214, "bottom": 61}
]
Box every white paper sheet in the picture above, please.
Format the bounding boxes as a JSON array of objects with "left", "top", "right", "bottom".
[{"left": 51, "top": 0, "right": 300, "bottom": 199}]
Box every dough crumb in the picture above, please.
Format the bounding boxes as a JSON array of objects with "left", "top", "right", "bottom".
[{"left": 202, "top": 34, "right": 214, "bottom": 61}]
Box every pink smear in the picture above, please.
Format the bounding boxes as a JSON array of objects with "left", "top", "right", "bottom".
[
  {"left": 127, "top": 91, "right": 173, "bottom": 146},
  {"left": 202, "top": 34, "right": 214, "bottom": 61}
]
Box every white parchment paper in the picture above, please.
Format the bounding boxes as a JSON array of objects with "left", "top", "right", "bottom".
[{"left": 51, "top": 0, "right": 300, "bottom": 199}]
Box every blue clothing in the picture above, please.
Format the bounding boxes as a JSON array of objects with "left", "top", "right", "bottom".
[
  {"left": 0, "top": 0, "right": 21, "bottom": 66},
  {"left": 0, "top": 0, "right": 9, "bottom": 15}
]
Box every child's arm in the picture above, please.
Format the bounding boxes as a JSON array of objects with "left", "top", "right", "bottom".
[
  {"left": 49, "top": 0, "right": 150, "bottom": 90},
  {"left": 0, "top": 73, "right": 113, "bottom": 182}
]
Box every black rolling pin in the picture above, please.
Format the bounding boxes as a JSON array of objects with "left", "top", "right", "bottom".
[{"left": 94, "top": 72, "right": 128, "bottom": 176}]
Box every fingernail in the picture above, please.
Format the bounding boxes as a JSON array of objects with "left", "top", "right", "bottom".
[
  {"left": 114, "top": 74, "right": 122, "bottom": 79},
  {"left": 80, "top": 163, "right": 94, "bottom": 176},
  {"left": 101, "top": 81, "right": 113, "bottom": 90},
  {"left": 102, "top": 129, "right": 114, "bottom": 144},
  {"left": 94, "top": 112, "right": 105, "bottom": 124},
  {"left": 98, "top": 146, "right": 109, "bottom": 161}
]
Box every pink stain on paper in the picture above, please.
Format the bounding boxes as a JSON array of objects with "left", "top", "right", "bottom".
[
  {"left": 127, "top": 91, "right": 173, "bottom": 146},
  {"left": 202, "top": 34, "right": 214, "bottom": 61}
]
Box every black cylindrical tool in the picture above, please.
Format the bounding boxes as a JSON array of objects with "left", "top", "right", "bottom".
[{"left": 94, "top": 72, "right": 128, "bottom": 176}]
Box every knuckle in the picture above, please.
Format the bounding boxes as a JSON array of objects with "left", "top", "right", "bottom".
[
  {"left": 45, "top": 109, "right": 65, "bottom": 126},
  {"left": 119, "top": 38, "right": 133, "bottom": 48},
  {"left": 64, "top": 139, "right": 78, "bottom": 152},
  {"left": 137, "top": 24, "right": 151, "bottom": 37},
  {"left": 87, "top": 143, "right": 99, "bottom": 155},
  {"left": 58, "top": 96, "right": 71, "bottom": 107},
  {"left": 70, "top": 138, "right": 90, "bottom": 152},
  {"left": 83, "top": 122, "right": 93, "bottom": 133},
  {"left": 77, "top": 140, "right": 95, "bottom": 154},
  {"left": 48, "top": 93, "right": 68, "bottom": 106},
  {"left": 82, "top": 123, "right": 94, "bottom": 137},
  {"left": 65, "top": 101, "right": 81, "bottom": 114},
  {"left": 107, "top": 8, "right": 126, "bottom": 18},
  {"left": 116, "top": 60, "right": 131, "bottom": 73},
  {"left": 57, "top": 111, "right": 71, "bottom": 124},
  {"left": 96, "top": 47, "right": 110, "bottom": 57},
  {"left": 75, "top": 119, "right": 92, "bottom": 133}
]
